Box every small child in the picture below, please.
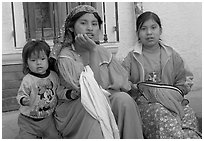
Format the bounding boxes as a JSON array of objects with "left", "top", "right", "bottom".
[{"left": 16, "top": 40, "right": 67, "bottom": 138}]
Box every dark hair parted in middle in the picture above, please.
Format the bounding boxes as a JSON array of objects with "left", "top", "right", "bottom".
[{"left": 136, "top": 11, "right": 162, "bottom": 32}]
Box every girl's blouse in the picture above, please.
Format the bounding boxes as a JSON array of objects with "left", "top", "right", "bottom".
[{"left": 57, "top": 45, "right": 131, "bottom": 92}]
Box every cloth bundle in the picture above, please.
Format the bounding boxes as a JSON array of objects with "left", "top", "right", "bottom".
[{"left": 79, "top": 66, "right": 120, "bottom": 139}]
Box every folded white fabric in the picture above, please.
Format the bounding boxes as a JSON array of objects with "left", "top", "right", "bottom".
[{"left": 79, "top": 66, "right": 120, "bottom": 139}]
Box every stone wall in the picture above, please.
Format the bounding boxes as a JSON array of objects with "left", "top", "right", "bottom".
[{"left": 2, "top": 64, "right": 23, "bottom": 111}]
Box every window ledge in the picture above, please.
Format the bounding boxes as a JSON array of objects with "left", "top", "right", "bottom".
[
  {"left": 2, "top": 41, "right": 119, "bottom": 65},
  {"left": 102, "top": 42, "right": 119, "bottom": 55},
  {"left": 2, "top": 53, "right": 22, "bottom": 65}
]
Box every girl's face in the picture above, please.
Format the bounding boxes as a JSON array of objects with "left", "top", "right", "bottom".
[
  {"left": 27, "top": 50, "right": 48, "bottom": 75},
  {"left": 138, "top": 19, "right": 162, "bottom": 48},
  {"left": 73, "top": 13, "right": 100, "bottom": 42}
]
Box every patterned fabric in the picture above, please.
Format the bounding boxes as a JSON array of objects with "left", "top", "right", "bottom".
[
  {"left": 67, "top": 5, "right": 98, "bottom": 19},
  {"left": 138, "top": 103, "right": 201, "bottom": 139},
  {"left": 136, "top": 82, "right": 201, "bottom": 139},
  {"left": 137, "top": 82, "right": 185, "bottom": 118}
]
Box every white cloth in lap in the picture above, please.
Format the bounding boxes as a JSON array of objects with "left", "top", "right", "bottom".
[{"left": 80, "top": 66, "right": 120, "bottom": 139}]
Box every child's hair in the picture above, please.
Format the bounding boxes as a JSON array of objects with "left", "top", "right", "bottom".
[
  {"left": 136, "top": 11, "right": 162, "bottom": 32},
  {"left": 22, "top": 40, "right": 50, "bottom": 74}
]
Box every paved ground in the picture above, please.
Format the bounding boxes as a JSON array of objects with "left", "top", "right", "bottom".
[
  {"left": 2, "top": 110, "right": 19, "bottom": 139},
  {"left": 1, "top": 89, "right": 202, "bottom": 139}
]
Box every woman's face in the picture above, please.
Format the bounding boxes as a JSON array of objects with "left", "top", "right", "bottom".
[
  {"left": 73, "top": 13, "right": 100, "bottom": 42},
  {"left": 138, "top": 19, "right": 162, "bottom": 48}
]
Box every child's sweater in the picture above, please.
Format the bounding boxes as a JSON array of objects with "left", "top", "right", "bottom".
[{"left": 17, "top": 70, "right": 67, "bottom": 119}]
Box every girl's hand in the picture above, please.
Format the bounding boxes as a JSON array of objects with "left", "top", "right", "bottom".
[
  {"left": 22, "top": 97, "right": 30, "bottom": 106},
  {"left": 129, "top": 83, "right": 142, "bottom": 100},
  {"left": 75, "top": 34, "right": 97, "bottom": 52},
  {"left": 132, "top": 83, "right": 138, "bottom": 90}
]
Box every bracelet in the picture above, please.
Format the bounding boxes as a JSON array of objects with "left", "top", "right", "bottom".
[
  {"left": 65, "top": 90, "right": 74, "bottom": 100},
  {"left": 65, "top": 90, "right": 80, "bottom": 100}
]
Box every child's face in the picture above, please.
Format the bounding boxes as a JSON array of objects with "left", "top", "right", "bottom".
[
  {"left": 27, "top": 50, "right": 49, "bottom": 75},
  {"left": 138, "top": 19, "right": 162, "bottom": 48}
]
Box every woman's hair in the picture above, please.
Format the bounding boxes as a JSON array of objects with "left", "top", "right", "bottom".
[
  {"left": 65, "top": 11, "right": 103, "bottom": 30},
  {"left": 136, "top": 11, "right": 162, "bottom": 32},
  {"left": 22, "top": 40, "right": 50, "bottom": 74}
]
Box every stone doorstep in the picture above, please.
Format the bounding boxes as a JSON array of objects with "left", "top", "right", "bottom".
[{"left": 1, "top": 110, "right": 202, "bottom": 139}]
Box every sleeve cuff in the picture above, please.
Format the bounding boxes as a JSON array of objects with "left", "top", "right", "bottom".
[
  {"left": 20, "top": 97, "right": 25, "bottom": 106},
  {"left": 65, "top": 90, "right": 74, "bottom": 100}
]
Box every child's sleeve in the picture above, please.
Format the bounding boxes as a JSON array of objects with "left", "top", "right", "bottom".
[
  {"left": 54, "top": 72, "right": 79, "bottom": 101},
  {"left": 16, "top": 78, "right": 31, "bottom": 106}
]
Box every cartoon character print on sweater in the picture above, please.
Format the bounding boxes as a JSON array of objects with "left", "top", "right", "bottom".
[{"left": 29, "top": 78, "right": 57, "bottom": 118}]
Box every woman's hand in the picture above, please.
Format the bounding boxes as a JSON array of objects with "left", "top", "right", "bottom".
[
  {"left": 75, "top": 34, "right": 102, "bottom": 85},
  {"left": 75, "top": 34, "right": 97, "bottom": 52}
]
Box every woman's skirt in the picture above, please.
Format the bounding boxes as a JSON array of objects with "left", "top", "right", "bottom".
[
  {"left": 54, "top": 91, "right": 144, "bottom": 139},
  {"left": 139, "top": 103, "right": 201, "bottom": 139}
]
